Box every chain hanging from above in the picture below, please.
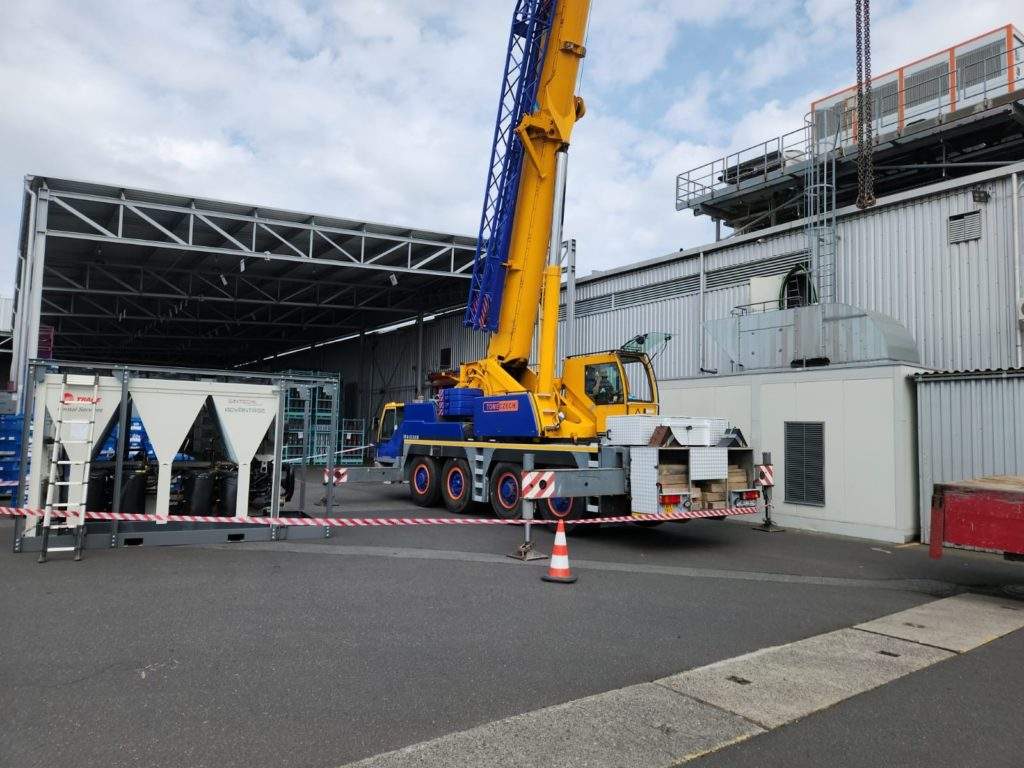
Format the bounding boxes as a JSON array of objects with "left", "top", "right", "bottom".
[{"left": 855, "top": 0, "right": 876, "bottom": 208}]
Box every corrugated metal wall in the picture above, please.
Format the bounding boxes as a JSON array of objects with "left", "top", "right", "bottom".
[
  {"left": 0, "top": 297, "right": 13, "bottom": 333},
  {"left": 837, "top": 175, "right": 1018, "bottom": 371},
  {"left": 915, "top": 371, "right": 1024, "bottom": 542},
  {"left": 290, "top": 166, "right": 1021, "bottom": 411}
]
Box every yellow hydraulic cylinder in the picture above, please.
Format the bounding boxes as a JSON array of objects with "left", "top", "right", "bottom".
[{"left": 485, "top": 0, "right": 590, "bottom": 371}]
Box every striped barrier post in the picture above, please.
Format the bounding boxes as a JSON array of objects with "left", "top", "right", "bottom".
[{"left": 753, "top": 451, "right": 783, "bottom": 533}]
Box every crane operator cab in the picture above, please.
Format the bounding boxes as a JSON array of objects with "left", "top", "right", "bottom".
[
  {"left": 561, "top": 350, "right": 659, "bottom": 431},
  {"left": 373, "top": 402, "right": 405, "bottom": 465}
]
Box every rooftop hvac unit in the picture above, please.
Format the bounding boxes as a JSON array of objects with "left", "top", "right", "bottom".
[{"left": 809, "top": 24, "right": 1022, "bottom": 151}]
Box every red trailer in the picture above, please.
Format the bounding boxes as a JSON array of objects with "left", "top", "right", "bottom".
[{"left": 930, "top": 476, "right": 1024, "bottom": 560}]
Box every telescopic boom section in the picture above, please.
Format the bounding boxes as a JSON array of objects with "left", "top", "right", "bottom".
[{"left": 486, "top": 0, "right": 590, "bottom": 371}]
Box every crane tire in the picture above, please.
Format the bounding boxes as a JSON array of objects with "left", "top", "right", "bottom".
[
  {"left": 408, "top": 456, "right": 441, "bottom": 507},
  {"left": 489, "top": 462, "right": 523, "bottom": 520},
  {"left": 441, "top": 458, "right": 474, "bottom": 514}
]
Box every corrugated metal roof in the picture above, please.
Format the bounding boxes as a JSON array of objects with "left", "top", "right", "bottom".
[{"left": 913, "top": 367, "right": 1024, "bottom": 381}]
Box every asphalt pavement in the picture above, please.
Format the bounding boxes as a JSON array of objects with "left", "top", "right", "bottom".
[
  {"left": 2, "top": 480, "right": 1022, "bottom": 768},
  {"left": 686, "top": 626, "right": 1024, "bottom": 768}
]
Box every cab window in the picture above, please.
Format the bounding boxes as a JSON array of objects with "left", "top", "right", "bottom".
[
  {"left": 378, "top": 406, "right": 403, "bottom": 441},
  {"left": 584, "top": 363, "right": 623, "bottom": 405},
  {"left": 622, "top": 358, "right": 654, "bottom": 402}
]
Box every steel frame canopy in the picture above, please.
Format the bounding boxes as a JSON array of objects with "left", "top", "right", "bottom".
[{"left": 11, "top": 176, "right": 476, "bottom": 389}]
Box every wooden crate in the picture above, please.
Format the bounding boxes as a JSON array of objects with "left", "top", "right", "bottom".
[{"left": 727, "top": 464, "right": 748, "bottom": 486}]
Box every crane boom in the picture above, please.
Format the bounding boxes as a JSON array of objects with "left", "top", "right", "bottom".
[
  {"left": 464, "top": 0, "right": 557, "bottom": 337},
  {"left": 484, "top": 0, "right": 589, "bottom": 369},
  {"left": 448, "top": 0, "right": 657, "bottom": 440}
]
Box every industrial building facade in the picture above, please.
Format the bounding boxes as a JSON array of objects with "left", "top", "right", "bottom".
[{"left": 287, "top": 160, "right": 1024, "bottom": 542}]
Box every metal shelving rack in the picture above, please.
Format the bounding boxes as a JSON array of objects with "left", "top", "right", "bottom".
[
  {"left": 282, "top": 371, "right": 345, "bottom": 466},
  {"left": 339, "top": 419, "right": 366, "bottom": 465}
]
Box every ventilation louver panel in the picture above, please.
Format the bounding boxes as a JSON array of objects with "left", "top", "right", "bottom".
[
  {"left": 905, "top": 62, "right": 950, "bottom": 108},
  {"left": 784, "top": 421, "right": 825, "bottom": 506},
  {"left": 613, "top": 276, "right": 700, "bottom": 309},
  {"left": 562, "top": 250, "right": 813, "bottom": 318},
  {"left": 956, "top": 40, "right": 1006, "bottom": 90},
  {"left": 872, "top": 80, "right": 899, "bottom": 122},
  {"left": 948, "top": 211, "right": 982, "bottom": 244}
]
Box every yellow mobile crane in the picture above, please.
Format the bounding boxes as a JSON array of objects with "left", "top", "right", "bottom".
[{"left": 371, "top": 0, "right": 759, "bottom": 523}]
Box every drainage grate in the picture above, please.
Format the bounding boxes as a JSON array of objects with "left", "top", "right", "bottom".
[
  {"left": 726, "top": 675, "right": 752, "bottom": 686},
  {"left": 877, "top": 650, "right": 901, "bottom": 658}
]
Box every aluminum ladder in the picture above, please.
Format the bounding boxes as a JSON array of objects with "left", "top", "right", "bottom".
[{"left": 38, "top": 373, "right": 101, "bottom": 563}]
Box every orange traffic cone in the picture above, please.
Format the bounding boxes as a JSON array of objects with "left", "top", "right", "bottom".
[{"left": 542, "top": 519, "right": 577, "bottom": 583}]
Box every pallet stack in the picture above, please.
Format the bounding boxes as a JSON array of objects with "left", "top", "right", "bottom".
[
  {"left": 657, "top": 463, "right": 689, "bottom": 496},
  {"left": 728, "top": 464, "right": 748, "bottom": 491},
  {"left": 697, "top": 480, "right": 728, "bottom": 509}
]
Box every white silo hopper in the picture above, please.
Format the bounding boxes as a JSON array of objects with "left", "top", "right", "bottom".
[
  {"left": 25, "top": 374, "right": 124, "bottom": 528},
  {"left": 210, "top": 386, "right": 278, "bottom": 518},
  {"left": 128, "top": 380, "right": 209, "bottom": 521}
]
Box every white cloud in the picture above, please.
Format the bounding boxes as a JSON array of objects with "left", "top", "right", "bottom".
[
  {"left": 1, "top": 0, "right": 1020, "bottom": 299},
  {"left": 662, "top": 74, "right": 722, "bottom": 139}
]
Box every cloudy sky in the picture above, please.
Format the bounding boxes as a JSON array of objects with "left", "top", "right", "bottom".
[{"left": 1, "top": 0, "right": 1019, "bottom": 295}]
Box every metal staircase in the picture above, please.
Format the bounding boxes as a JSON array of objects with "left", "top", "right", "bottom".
[{"left": 38, "top": 373, "right": 100, "bottom": 563}]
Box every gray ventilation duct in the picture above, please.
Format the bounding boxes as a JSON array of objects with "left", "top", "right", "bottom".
[{"left": 706, "top": 303, "right": 919, "bottom": 372}]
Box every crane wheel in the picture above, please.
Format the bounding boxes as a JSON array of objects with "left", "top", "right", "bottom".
[
  {"left": 408, "top": 456, "right": 441, "bottom": 507},
  {"left": 488, "top": 462, "right": 523, "bottom": 520},
  {"left": 441, "top": 458, "right": 475, "bottom": 514},
  {"left": 539, "top": 495, "right": 587, "bottom": 532}
]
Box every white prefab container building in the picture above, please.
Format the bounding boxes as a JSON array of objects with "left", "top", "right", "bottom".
[{"left": 661, "top": 364, "right": 924, "bottom": 543}]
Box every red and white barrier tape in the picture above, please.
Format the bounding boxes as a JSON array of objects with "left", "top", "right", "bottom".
[{"left": 0, "top": 505, "right": 756, "bottom": 527}]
